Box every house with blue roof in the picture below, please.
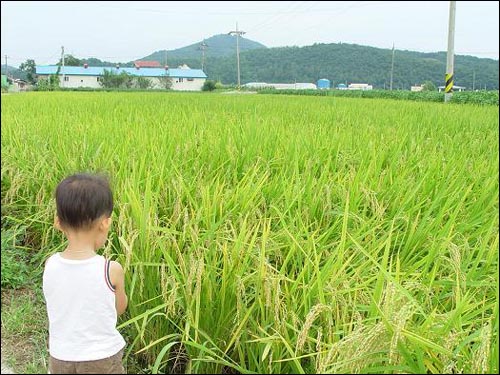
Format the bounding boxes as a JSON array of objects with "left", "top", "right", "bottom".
[{"left": 35, "top": 63, "right": 207, "bottom": 91}]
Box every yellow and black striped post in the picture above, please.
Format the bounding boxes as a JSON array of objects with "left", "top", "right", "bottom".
[{"left": 445, "top": 73, "right": 454, "bottom": 94}]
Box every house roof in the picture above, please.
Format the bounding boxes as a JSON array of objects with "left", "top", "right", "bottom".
[
  {"left": 134, "top": 60, "right": 161, "bottom": 68},
  {"left": 35, "top": 65, "right": 207, "bottom": 79}
]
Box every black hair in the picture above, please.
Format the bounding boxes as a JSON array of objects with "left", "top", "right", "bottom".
[{"left": 55, "top": 173, "right": 113, "bottom": 229}]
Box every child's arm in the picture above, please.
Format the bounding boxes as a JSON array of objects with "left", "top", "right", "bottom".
[{"left": 109, "top": 261, "right": 128, "bottom": 315}]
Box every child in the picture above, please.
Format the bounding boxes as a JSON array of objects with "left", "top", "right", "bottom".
[{"left": 43, "top": 173, "right": 128, "bottom": 374}]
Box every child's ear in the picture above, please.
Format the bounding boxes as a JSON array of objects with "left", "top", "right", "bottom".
[
  {"left": 101, "top": 216, "right": 112, "bottom": 231},
  {"left": 54, "top": 215, "right": 62, "bottom": 231}
]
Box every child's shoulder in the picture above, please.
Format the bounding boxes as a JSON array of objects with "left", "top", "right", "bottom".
[
  {"left": 108, "top": 260, "right": 125, "bottom": 287},
  {"left": 108, "top": 260, "right": 124, "bottom": 272},
  {"left": 44, "top": 252, "right": 60, "bottom": 266}
]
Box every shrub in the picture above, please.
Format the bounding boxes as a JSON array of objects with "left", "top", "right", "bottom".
[
  {"left": 202, "top": 80, "right": 216, "bottom": 91},
  {"left": 1, "top": 226, "right": 30, "bottom": 289}
]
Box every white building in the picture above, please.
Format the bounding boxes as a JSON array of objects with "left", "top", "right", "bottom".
[
  {"left": 348, "top": 83, "right": 373, "bottom": 90},
  {"left": 242, "top": 82, "right": 268, "bottom": 89},
  {"left": 438, "top": 85, "right": 466, "bottom": 92},
  {"left": 35, "top": 65, "right": 207, "bottom": 91},
  {"left": 242, "top": 82, "right": 317, "bottom": 90},
  {"left": 11, "top": 79, "right": 30, "bottom": 92},
  {"left": 411, "top": 85, "right": 424, "bottom": 92}
]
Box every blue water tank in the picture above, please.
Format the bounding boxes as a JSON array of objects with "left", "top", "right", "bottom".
[{"left": 317, "top": 78, "right": 331, "bottom": 90}]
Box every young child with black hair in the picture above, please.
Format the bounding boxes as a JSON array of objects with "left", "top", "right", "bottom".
[{"left": 43, "top": 173, "right": 128, "bottom": 374}]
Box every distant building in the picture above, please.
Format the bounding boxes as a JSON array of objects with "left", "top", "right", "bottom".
[
  {"left": 11, "top": 79, "right": 29, "bottom": 91},
  {"left": 438, "top": 85, "right": 466, "bottom": 92},
  {"left": 242, "top": 82, "right": 268, "bottom": 89},
  {"left": 1, "top": 74, "right": 8, "bottom": 87},
  {"left": 272, "top": 83, "right": 317, "bottom": 90},
  {"left": 411, "top": 85, "right": 424, "bottom": 92},
  {"left": 1, "top": 74, "right": 14, "bottom": 91},
  {"left": 134, "top": 60, "right": 161, "bottom": 68},
  {"left": 35, "top": 65, "right": 207, "bottom": 91},
  {"left": 317, "top": 78, "right": 331, "bottom": 90},
  {"left": 242, "top": 82, "right": 317, "bottom": 90},
  {"left": 336, "top": 83, "right": 348, "bottom": 90},
  {"left": 348, "top": 83, "right": 373, "bottom": 90}
]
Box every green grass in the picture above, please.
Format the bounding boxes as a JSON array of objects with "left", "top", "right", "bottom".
[
  {"left": 1, "top": 218, "right": 47, "bottom": 374},
  {"left": 1, "top": 91, "right": 498, "bottom": 374},
  {"left": 1, "top": 285, "right": 48, "bottom": 373},
  {"left": 1, "top": 226, "right": 31, "bottom": 289},
  {"left": 257, "top": 88, "right": 500, "bottom": 105}
]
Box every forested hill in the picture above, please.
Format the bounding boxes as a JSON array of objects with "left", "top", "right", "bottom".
[
  {"left": 11, "top": 35, "right": 499, "bottom": 90},
  {"left": 142, "top": 34, "right": 267, "bottom": 61},
  {"left": 1, "top": 65, "right": 27, "bottom": 80},
  {"left": 161, "top": 42, "right": 499, "bottom": 89}
]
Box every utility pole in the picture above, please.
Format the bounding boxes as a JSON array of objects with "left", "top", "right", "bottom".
[
  {"left": 4, "top": 55, "right": 7, "bottom": 78},
  {"left": 61, "top": 46, "right": 65, "bottom": 88},
  {"left": 444, "top": 1, "right": 456, "bottom": 103},
  {"left": 472, "top": 70, "right": 475, "bottom": 91},
  {"left": 199, "top": 41, "right": 208, "bottom": 72},
  {"left": 389, "top": 43, "right": 395, "bottom": 90},
  {"left": 164, "top": 50, "right": 168, "bottom": 67},
  {"left": 228, "top": 22, "right": 246, "bottom": 90}
]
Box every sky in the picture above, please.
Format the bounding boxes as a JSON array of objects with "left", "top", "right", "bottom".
[{"left": 1, "top": 1, "right": 499, "bottom": 68}]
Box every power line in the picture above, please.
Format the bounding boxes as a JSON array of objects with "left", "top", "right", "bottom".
[
  {"left": 292, "top": 1, "right": 378, "bottom": 35},
  {"left": 54, "top": 1, "right": 389, "bottom": 16},
  {"left": 246, "top": 1, "right": 304, "bottom": 33}
]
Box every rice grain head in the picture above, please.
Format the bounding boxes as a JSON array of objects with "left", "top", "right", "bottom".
[{"left": 296, "top": 304, "right": 330, "bottom": 353}]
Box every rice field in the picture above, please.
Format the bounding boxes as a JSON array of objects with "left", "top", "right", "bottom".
[{"left": 1, "top": 91, "right": 498, "bottom": 374}]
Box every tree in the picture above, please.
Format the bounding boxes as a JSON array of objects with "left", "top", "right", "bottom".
[
  {"left": 202, "top": 80, "right": 216, "bottom": 91},
  {"left": 36, "top": 74, "right": 59, "bottom": 91},
  {"left": 57, "top": 54, "right": 81, "bottom": 67},
  {"left": 49, "top": 74, "right": 60, "bottom": 88},
  {"left": 99, "top": 69, "right": 134, "bottom": 89},
  {"left": 422, "top": 80, "right": 437, "bottom": 91},
  {"left": 136, "top": 76, "right": 152, "bottom": 89},
  {"left": 157, "top": 74, "right": 173, "bottom": 90},
  {"left": 19, "top": 59, "right": 37, "bottom": 84}
]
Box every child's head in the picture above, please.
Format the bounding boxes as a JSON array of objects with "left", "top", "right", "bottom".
[{"left": 55, "top": 173, "right": 113, "bottom": 247}]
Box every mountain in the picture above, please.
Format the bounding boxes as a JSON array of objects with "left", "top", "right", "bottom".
[
  {"left": 203, "top": 43, "right": 499, "bottom": 90},
  {"left": 141, "top": 34, "right": 267, "bottom": 63},
  {"left": 134, "top": 36, "right": 498, "bottom": 89},
  {"left": 24, "top": 34, "right": 500, "bottom": 89},
  {"left": 1, "top": 65, "right": 27, "bottom": 80}
]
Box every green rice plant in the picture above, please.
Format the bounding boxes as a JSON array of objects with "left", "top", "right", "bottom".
[
  {"left": 259, "top": 88, "right": 499, "bottom": 105},
  {"left": 1, "top": 91, "right": 498, "bottom": 374}
]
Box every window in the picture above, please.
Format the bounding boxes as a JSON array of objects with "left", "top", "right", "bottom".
[
  {"left": 187, "top": 78, "right": 194, "bottom": 81},
  {"left": 64, "top": 76, "right": 69, "bottom": 81},
  {"left": 81, "top": 80, "right": 84, "bottom": 83},
  {"left": 178, "top": 78, "right": 184, "bottom": 83}
]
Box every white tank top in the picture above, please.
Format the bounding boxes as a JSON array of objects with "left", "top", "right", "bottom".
[{"left": 43, "top": 253, "right": 126, "bottom": 361}]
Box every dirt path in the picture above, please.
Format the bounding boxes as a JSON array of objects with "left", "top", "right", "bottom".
[{"left": 1, "top": 355, "right": 15, "bottom": 374}]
